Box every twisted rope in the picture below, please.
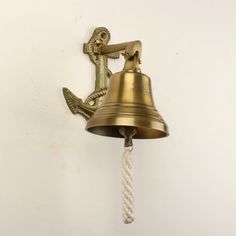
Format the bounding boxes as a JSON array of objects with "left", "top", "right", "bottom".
[{"left": 122, "top": 146, "right": 134, "bottom": 224}]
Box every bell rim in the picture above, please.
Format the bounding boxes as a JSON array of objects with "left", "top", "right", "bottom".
[{"left": 86, "top": 115, "right": 169, "bottom": 139}]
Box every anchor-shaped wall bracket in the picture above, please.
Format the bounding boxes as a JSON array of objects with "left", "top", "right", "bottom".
[
  {"left": 62, "top": 27, "right": 120, "bottom": 120},
  {"left": 63, "top": 27, "right": 142, "bottom": 120}
]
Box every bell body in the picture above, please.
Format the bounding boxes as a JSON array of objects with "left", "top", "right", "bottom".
[{"left": 86, "top": 71, "right": 169, "bottom": 139}]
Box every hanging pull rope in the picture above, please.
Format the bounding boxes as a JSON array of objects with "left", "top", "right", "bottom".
[
  {"left": 122, "top": 146, "right": 134, "bottom": 223},
  {"left": 119, "top": 127, "right": 136, "bottom": 224}
]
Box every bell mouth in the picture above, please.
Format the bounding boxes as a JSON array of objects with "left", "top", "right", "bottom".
[
  {"left": 87, "top": 125, "right": 168, "bottom": 139},
  {"left": 86, "top": 116, "right": 169, "bottom": 139}
]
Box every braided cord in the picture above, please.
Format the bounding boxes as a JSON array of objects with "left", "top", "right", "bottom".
[{"left": 122, "top": 146, "right": 134, "bottom": 224}]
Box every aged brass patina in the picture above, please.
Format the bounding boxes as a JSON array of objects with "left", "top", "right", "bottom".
[{"left": 63, "top": 27, "right": 168, "bottom": 138}]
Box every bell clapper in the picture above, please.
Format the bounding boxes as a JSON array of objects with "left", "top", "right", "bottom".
[{"left": 119, "top": 127, "right": 137, "bottom": 224}]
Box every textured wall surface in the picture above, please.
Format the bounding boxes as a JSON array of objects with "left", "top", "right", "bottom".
[{"left": 1, "top": 0, "right": 236, "bottom": 235}]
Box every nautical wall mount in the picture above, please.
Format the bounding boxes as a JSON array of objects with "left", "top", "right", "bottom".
[{"left": 63, "top": 27, "right": 169, "bottom": 224}]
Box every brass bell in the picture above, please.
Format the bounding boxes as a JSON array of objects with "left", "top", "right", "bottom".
[
  {"left": 86, "top": 70, "right": 169, "bottom": 139},
  {"left": 63, "top": 27, "right": 169, "bottom": 224}
]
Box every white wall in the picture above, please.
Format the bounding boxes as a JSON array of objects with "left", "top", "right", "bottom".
[{"left": 1, "top": 0, "right": 236, "bottom": 235}]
